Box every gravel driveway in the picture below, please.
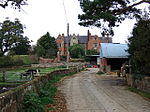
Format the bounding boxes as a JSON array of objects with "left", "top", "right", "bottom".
[{"left": 59, "top": 68, "right": 150, "bottom": 112}]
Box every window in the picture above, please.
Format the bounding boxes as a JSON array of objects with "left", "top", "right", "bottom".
[
  {"left": 57, "top": 43, "right": 61, "bottom": 48},
  {"left": 93, "top": 43, "right": 98, "bottom": 48},
  {"left": 59, "top": 38, "right": 61, "bottom": 40},
  {"left": 94, "top": 38, "right": 97, "bottom": 40},
  {"left": 59, "top": 51, "right": 61, "bottom": 55}
]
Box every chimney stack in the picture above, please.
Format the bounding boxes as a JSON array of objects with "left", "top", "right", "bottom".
[
  {"left": 62, "top": 33, "right": 64, "bottom": 37},
  {"left": 88, "top": 30, "right": 91, "bottom": 40},
  {"left": 101, "top": 32, "right": 105, "bottom": 39},
  {"left": 106, "top": 34, "right": 109, "bottom": 43}
]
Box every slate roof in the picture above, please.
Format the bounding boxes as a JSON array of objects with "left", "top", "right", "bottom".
[
  {"left": 99, "top": 37, "right": 112, "bottom": 43},
  {"left": 64, "top": 35, "right": 112, "bottom": 44},
  {"left": 64, "top": 36, "right": 71, "bottom": 44},
  {"left": 100, "top": 43, "right": 129, "bottom": 58}
]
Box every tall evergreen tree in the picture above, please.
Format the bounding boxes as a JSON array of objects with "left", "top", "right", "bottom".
[
  {"left": 78, "top": 0, "right": 150, "bottom": 35},
  {"left": 128, "top": 15, "right": 150, "bottom": 75}
]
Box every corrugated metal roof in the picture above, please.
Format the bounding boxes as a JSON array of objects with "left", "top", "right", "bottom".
[{"left": 100, "top": 43, "right": 129, "bottom": 58}]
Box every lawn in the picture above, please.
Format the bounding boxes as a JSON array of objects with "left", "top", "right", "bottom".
[{"left": 0, "top": 66, "right": 66, "bottom": 83}]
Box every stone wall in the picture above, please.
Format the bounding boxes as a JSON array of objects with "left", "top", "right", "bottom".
[
  {"left": 31, "top": 62, "right": 86, "bottom": 68},
  {"left": 126, "top": 74, "right": 150, "bottom": 93},
  {"left": 0, "top": 65, "right": 85, "bottom": 112}
]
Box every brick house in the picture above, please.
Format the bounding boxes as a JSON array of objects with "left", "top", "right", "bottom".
[{"left": 56, "top": 30, "right": 112, "bottom": 56}]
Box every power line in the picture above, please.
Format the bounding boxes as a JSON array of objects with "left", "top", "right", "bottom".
[
  {"left": 62, "top": 0, "right": 69, "bottom": 69},
  {"left": 62, "top": 0, "right": 68, "bottom": 23}
]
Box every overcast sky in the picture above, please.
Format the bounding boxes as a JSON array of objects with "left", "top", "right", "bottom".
[{"left": 0, "top": 0, "right": 148, "bottom": 44}]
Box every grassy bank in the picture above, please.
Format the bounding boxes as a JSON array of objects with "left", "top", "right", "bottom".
[
  {"left": 97, "top": 71, "right": 104, "bottom": 75},
  {"left": 22, "top": 71, "right": 77, "bottom": 112},
  {"left": 128, "top": 87, "right": 150, "bottom": 99}
]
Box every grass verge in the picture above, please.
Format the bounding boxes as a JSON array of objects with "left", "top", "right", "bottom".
[
  {"left": 128, "top": 87, "right": 150, "bottom": 99},
  {"left": 22, "top": 71, "right": 77, "bottom": 112},
  {"left": 97, "top": 71, "right": 104, "bottom": 75},
  {"left": 0, "top": 82, "right": 25, "bottom": 85}
]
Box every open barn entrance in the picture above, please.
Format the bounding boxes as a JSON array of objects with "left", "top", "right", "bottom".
[{"left": 107, "top": 58, "right": 129, "bottom": 70}]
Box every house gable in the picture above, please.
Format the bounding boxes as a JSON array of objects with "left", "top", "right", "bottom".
[{"left": 70, "top": 34, "right": 79, "bottom": 46}]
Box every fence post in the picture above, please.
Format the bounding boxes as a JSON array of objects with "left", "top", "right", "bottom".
[{"left": 3, "top": 71, "right": 6, "bottom": 82}]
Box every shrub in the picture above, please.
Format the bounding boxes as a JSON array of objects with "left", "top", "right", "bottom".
[
  {"left": 97, "top": 71, "right": 104, "bottom": 75},
  {"left": 0, "top": 56, "right": 14, "bottom": 68},
  {"left": 69, "top": 44, "right": 85, "bottom": 58},
  {"left": 60, "top": 56, "right": 66, "bottom": 61},
  {"left": 23, "top": 92, "right": 45, "bottom": 112},
  {"left": 13, "top": 56, "right": 24, "bottom": 66},
  {"left": 29, "top": 55, "right": 38, "bottom": 64}
]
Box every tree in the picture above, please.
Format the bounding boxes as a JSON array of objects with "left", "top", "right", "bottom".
[
  {"left": 0, "top": 0, "right": 27, "bottom": 9},
  {"left": 69, "top": 44, "right": 85, "bottom": 58},
  {"left": 86, "top": 49, "right": 99, "bottom": 55},
  {"left": 12, "top": 36, "right": 31, "bottom": 55},
  {"left": 78, "top": 0, "right": 150, "bottom": 35},
  {"left": 128, "top": 16, "right": 150, "bottom": 75},
  {"left": 36, "top": 32, "right": 58, "bottom": 58},
  {"left": 0, "top": 18, "right": 27, "bottom": 57}
]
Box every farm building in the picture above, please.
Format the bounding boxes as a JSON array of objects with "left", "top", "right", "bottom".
[{"left": 100, "top": 43, "right": 129, "bottom": 72}]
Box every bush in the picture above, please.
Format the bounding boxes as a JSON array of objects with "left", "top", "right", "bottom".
[
  {"left": 29, "top": 55, "right": 39, "bottom": 64},
  {"left": 23, "top": 92, "right": 45, "bottom": 112},
  {"left": 69, "top": 44, "right": 85, "bottom": 58},
  {"left": 22, "top": 71, "right": 77, "bottom": 112},
  {"left": 13, "top": 56, "right": 24, "bottom": 66},
  {"left": 60, "top": 56, "right": 66, "bottom": 61},
  {"left": 0, "top": 55, "right": 39, "bottom": 68},
  {"left": 0, "top": 56, "right": 14, "bottom": 68},
  {"left": 97, "top": 71, "right": 104, "bottom": 75}
]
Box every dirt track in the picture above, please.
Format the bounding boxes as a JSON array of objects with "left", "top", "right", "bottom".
[{"left": 59, "top": 68, "right": 150, "bottom": 112}]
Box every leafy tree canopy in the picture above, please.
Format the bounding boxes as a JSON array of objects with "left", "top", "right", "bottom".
[
  {"left": 0, "top": 0, "right": 27, "bottom": 9},
  {"left": 69, "top": 44, "right": 85, "bottom": 58},
  {"left": 0, "top": 18, "right": 28, "bottom": 57},
  {"left": 128, "top": 14, "right": 150, "bottom": 75},
  {"left": 36, "top": 32, "right": 58, "bottom": 58},
  {"left": 11, "top": 36, "right": 31, "bottom": 55},
  {"left": 78, "top": 0, "right": 150, "bottom": 35},
  {"left": 86, "top": 49, "right": 99, "bottom": 55}
]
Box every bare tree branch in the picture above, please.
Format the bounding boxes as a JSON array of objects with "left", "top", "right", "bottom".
[{"left": 114, "top": 0, "right": 150, "bottom": 15}]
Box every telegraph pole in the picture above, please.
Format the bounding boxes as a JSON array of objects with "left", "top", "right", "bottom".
[{"left": 67, "top": 23, "right": 69, "bottom": 69}]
